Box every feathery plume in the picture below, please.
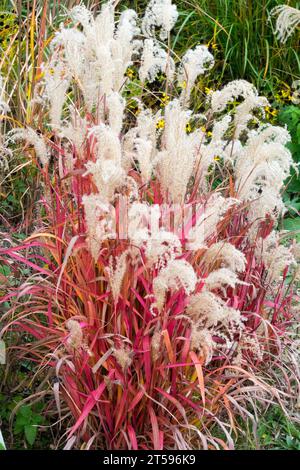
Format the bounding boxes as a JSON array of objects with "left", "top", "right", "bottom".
[
  {"left": 190, "top": 326, "right": 215, "bottom": 365},
  {"left": 66, "top": 319, "right": 83, "bottom": 349},
  {"left": 188, "top": 195, "right": 238, "bottom": 250},
  {"left": 105, "top": 251, "right": 129, "bottom": 302},
  {"left": 210, "top": 80, "right": 257, "bottom": 113},
  {"left": 142, "top": 0, "right": 178, "bottom": 40},
  {"left": 139, "top": 39, "right": 175, "bottom": 82},
  {"left": 156, "top": 99, "right": 197, "bottom": 203},
  {"left": 82, "top": 194, "right": 115, "bottom": 261},
  {"left": 202, "top": 242, "right": 247, "bottom": 274},
  {"left": 153, "top": 259, "right": 197, "bottom": 311},
  {"left": 203, "top": 268, "right": 244, "bottom": 292},
  {"left": 113, "top": 345, "right": 133, "bottom": 370},
  {"left": 187, "top": 291, "right": 241, "bottom": 328},
  {"left": 42, "top": 52, "right": 71, "bottom": 129},
  {"left": 178, "top": 46, "right": 214, "bottom": 105},
  {"left": 145, "top": 230, "right": 182, "bottom": 268},
  {"left": 7, "top": 128, "right": 49, "bottom": 167}
]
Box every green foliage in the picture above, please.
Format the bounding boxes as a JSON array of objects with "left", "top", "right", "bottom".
[
  {"left": 237, "top": 406, "right": 300, "bottom": 450},
  {"left": 278, "top": 105, "right": 300, "bottom": 233},
  {"left": 258, "top": 408, "right": 300, "bottom": 450},
  {"left": 0, "top": 161, "right": 37, "bottom": 225},
  {"left": 279, "top": 105, "right": 300, "bottom": 166},
  {"left": 0, "top": 391, "right": 48, "bottom": 449},
  {"left": 283, "top": 217, "right": 300, "bottom": 241}
]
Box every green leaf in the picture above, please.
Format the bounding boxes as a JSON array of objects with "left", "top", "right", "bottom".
[
  {"left": 0, "top": 265, "right": 11, "bottom": 276},
  {"left": 286, "top": 435, "right": 294, "bottom": 447},
  {"left": 279, "top": 105, "right": 300, "bottom": 130},
  {"left": 24, "top": 425, "right": 37, "bottom": 446},
  {"left": 14, "top": 233, "right": 26, "bottom": 241},
  {"left": 14, "top": 421, "right": 25, "bottom": 434},
  {"left": 283, "top": 218, "right": 300, "bottom": 241}
]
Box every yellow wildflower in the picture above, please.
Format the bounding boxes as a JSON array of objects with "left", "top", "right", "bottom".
[
  {"left": 186, "top": 122, "right": 192, "bottom": 133},
  {"left": 126, "top": 68, "right": 135, "bottom": 79},
  {"left": 275, "top": 86, "right": 292, "bottom": 102},
  {"left": 265, "top": 106, "right": 278, "bottom": 118},
  {"left": 204, "top": 87, "right": 213, "bottom": 95},
  {"left": 160, "top": 92, "right": 170, "bottom": 107},
  {"left": 281, "top": 88, "right": 290, "bottom": 98}
]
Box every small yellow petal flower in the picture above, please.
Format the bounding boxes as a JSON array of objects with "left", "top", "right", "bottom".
[
  {"left": 161, "top": 93, "right": 170, "bottom": 106},
  {"left": 186, "top": 122, "right": 192, "bottom": 133},
  {"left": 126, "top": 68, "right": 134, "bottom": 79}
]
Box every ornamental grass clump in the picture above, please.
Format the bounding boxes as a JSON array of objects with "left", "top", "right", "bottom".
[{"left": 0, "top": 0, "right": 299, "bottom": 450}]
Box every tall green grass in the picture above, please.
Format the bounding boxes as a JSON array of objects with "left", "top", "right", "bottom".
[{"left": 0, "top": 0, "right": 299, "bottom": 121}]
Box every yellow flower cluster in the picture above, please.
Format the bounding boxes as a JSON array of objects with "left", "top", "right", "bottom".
[
  {"left": 160, "top": 92, "right": 170, "bottom": 107},
  {"left": 204, "top": 87, "right": 214, "bottom": 95},
  {"left": 204, "top": 41, "right": 219, "bottom": 51},
  {"left": 186, "top": 122, "right": 192, "bottom": 133},
  {"left": 265, "top": 106, "right": 278, "bottom": 122},
  {"left": 126, "top": 68, "right": 135, "bottom": 80},
  {"left": 274, "top": 86, "right": 293, "bottom": 103},
  {"left": 156, "top": 119, "right": 165, "bottom": 129},
  {"left": 201, "top": 125, "right": 212, "bottom": 137}
]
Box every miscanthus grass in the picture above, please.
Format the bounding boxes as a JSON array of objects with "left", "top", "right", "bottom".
[
  {"left": 271, "top": 4, "right": 300, "bottom": 43},
  {"left": 0, "top": 0, "right": 299, "bottom": 450}
]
